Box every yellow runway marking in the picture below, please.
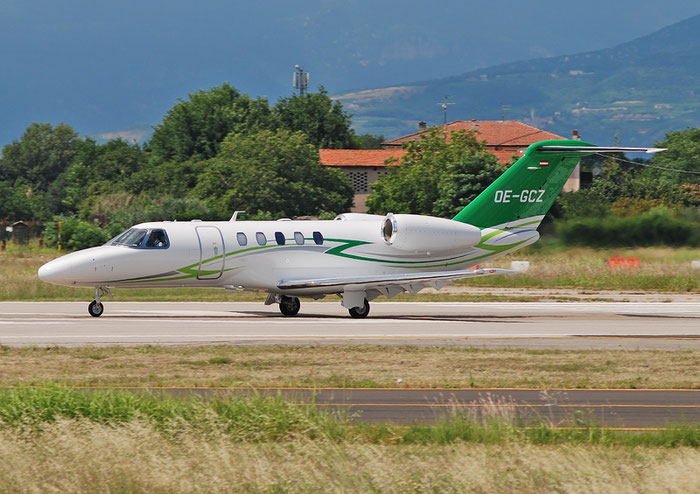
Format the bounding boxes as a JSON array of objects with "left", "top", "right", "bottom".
[{"left": 298, "top": 403, "right": 700, "bottom": 408}]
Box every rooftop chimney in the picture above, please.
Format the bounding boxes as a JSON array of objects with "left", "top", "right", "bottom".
[{"left": 418, "top": 121, "right": 427, "bottom": 131}]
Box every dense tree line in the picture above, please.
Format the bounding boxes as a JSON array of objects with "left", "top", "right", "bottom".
[
  {"left": 1, "top": 80, "right": 699, "bottom": 249},
  {"left": 0, "top": 84, "right": 373, "bottom": 242},
  {"left": 550, "top": 129, "right": 700, "bottom": 246}
]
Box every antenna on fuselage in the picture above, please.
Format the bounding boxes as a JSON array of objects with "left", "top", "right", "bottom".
[{"left": 230, "top": 211, "right": 246, "bottom": 221}]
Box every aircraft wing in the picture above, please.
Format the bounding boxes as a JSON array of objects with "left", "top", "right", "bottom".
[{"left": 277, "top": 268, "right": 515, "bottom": 293}]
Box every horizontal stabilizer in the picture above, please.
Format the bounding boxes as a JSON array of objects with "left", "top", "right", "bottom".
[
  {"left": 277, "top": 268, "right": 514, "bottom": 290},
  {"left": 536, "top": 145, "right": 666, "bottom": 154}
]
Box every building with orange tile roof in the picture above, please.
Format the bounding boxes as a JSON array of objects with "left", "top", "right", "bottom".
[
  {"left": 382, "top": 120, "right": 565, "bottom": 154},
  {"left": 320, "top": 120, "right": 580, "bottom": 212}
]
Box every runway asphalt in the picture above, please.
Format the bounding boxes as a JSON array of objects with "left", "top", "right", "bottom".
[
  {"left": 71, "top": 387, "right": 700, "bottom": 428},
  {"left": 0, "top": 301, "right": 699, "bottom": 349}
]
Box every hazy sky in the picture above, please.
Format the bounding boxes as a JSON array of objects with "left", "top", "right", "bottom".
[{"left": 0, "top": 0, "right": 697, "bottom": 144}]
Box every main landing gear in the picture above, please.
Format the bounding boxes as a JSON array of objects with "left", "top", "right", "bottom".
[
  {"left": 279, "top": 295, "right": 301, "bottom": 316},
  {"left": 266, "top": 293, "right": 370, "bottom": 318},
  {"left": 348, "top": 299, "right": 370, "bottom": 319},
  {"left": 89, "top": 286, "right": 113, "bottom": 317}
]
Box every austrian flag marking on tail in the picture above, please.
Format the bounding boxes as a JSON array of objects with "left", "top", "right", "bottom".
[{"left": 539, "top": 160, "right": 549, "bottom": 167}]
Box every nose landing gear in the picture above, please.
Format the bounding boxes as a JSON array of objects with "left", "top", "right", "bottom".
[{"left": 89, "top": 287, "right": 113, "bottom": 317}]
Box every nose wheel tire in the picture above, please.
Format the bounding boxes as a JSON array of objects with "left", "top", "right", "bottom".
[
  {"left": 279, "top": 296, "right": 301, "bottom": 316},
  {"left": 348, "top": 300, "right": 370, "bottom": 319},
  {"left": 88, "top": 300, "right": 104, "bottom": 317}
]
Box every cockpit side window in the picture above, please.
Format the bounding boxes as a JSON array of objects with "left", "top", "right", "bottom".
[
  {"left": 145, "top": 229, "right": 169, "bottom": 249},
  {"left": 109, "top": 228, "right": 169, "bottom": 249},
  {"left": 111, "top": 228, "right": 148, "bottom": 247}
]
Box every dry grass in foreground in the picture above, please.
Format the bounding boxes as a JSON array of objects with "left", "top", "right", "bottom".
[
  {"left": 0, "top": 420, "right": 697, "bottom": 493},
  {"left": 0, "top": 345, "right": 698, "bottom": 389}
]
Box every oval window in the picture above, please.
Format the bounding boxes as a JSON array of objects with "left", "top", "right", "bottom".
[
  {"left": 275, "top": 232, "right": 285, "bottom": 245},
  {"left": 236, "top": 232, "right": 247, "bottom": 246},
  {"left": 313, "top": 231, "right": 324, "bottom": 245},
  {"left": 256, "top": 232, "right": 267, "bottom": 246},
  {"left": 294, "top": 232, "right": 304, "bottom": 245}
]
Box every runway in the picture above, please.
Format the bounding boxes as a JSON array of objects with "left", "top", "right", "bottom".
[
  {"left": 68, "top": 387, "right": 700, "bottom": 428},
  {"left": 1, "top": 301, "right": 699, "bottom": 349}
]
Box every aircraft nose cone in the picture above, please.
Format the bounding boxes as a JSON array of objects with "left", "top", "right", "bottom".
[
  {"left": 38, "top": 259, "right": 73, "bottom": 285},
  {"left": 38, "top": 263, "right": 57, "bottom": 282}
]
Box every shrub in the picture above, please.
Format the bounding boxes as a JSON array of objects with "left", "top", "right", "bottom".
[
  {"left": 557, "top": 207, "right": 700, "bottom": 247},
  {"left": 609, "top": 197, "right": 669, "bottom": 217},
  {"left": 44, "top": 217, "right": 110, "bottom": 250}
]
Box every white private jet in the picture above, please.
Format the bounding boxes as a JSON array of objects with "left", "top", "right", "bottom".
[{"left": 38, "top": 140, "right": 664, "bottom": 318}]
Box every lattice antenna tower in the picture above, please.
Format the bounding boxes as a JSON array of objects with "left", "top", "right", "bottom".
[{"left": 293, "top": 65, "right": 310, "bottom": 95}]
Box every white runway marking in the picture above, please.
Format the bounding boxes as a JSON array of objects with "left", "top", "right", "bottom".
[{"left": 0, "top": 321, "right": 71, "bottom": 325}]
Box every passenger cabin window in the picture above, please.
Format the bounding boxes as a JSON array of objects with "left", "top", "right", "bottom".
[
  {"left": 256, "top": 232, "right": 267, "bottom": 246},
  {"left": 313, "top": 231, "right": 324, "bottom": 245},
  {"left": 275, "top": 232, "right": 285, "bottom": 245},
  {"left": 145, "top": 229, "right": 169, "bottom": 248},
  {"left": 294, "top": 232, "right": 304, "bottom": 245},
  {"left": 237, "top": 232, "right": 247, "bottom": 246}
]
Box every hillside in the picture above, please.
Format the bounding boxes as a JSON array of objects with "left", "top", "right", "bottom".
[
  {"left": 336, "top": 14, "right": 700, "bottom": 146},
  {"left": 1, "top": 2, "right": 697, "bottom": 147}
]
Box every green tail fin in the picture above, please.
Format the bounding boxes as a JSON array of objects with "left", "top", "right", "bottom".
[{"left": 452, "top": 139, "right": 596, "bottom": 229}]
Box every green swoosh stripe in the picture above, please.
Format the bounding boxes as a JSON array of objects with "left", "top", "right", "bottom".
[{"left": 121, "top": 230, "right": 530, "bottom": 284}]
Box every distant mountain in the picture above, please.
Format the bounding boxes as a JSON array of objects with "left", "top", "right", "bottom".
[
  {"left": 336, "top": 15, "right": 700, "bottom": 146},
  {"left": 0, "top": 1, "right": 697, "bottom": 147}
]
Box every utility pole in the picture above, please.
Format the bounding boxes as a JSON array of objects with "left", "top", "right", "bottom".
[
  {"left": 437, "top": 96, "right": 455, "bottom": 125},
  {"left": 293, "top": 65, "right": 310, "bottom": 96}
]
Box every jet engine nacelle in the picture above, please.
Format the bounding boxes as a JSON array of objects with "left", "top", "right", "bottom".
[{"left": 381, "top": 213, "right": 481, "bottom": 253}]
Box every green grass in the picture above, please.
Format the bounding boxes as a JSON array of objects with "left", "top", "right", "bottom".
[{"left": 0, "top": 387, "right": 697, "bottom": 448}]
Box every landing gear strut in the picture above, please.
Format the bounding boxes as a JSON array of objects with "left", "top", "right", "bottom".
[
  {"left": 279, "top": 295, "right": 301, "bottom": 316},
  {"left": 348, "top": 299, "right": 370, "bottom": 319},
  {"left": 89, "top": 286, "right": 113, "bottom": 317}
]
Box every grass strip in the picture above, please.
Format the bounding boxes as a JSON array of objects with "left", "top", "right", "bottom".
[
  {"left": 0, "top": 387, "right": 698, "bottom": 448},
  {"left": 0, "top": 345, "right": 697, "bottom": 390}
]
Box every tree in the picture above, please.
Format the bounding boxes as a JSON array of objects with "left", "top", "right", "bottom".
[
  {"left": 194, "top": 129, "right": 353, "bottom": 219},
  {"left": 0, "top": 181, "right": 38, "bottom": 221},
  {"left": 432, "top": 151, "right": 503, "bottom": 217},
  {"left": 0, "top": 123, "right": 78, "bottom": 190},
  {"left": 63, "top": 138, "right": 148, "bottom": 212},
  {"left": 366, "top": 127, "right": 500, "bottom": 217},
  {"left": 274, "top": 87, "right": 356, "bottom": 149},
  {"left": 645, "top": 128, "right": 700, "bottom": 185},
  {"left": 149, "top": 83, "right": 276, "bottom": 162}
]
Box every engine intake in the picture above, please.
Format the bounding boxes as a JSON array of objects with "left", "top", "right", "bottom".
[{"left": 381, "top": 213, "right": 481, "bottom": 253}]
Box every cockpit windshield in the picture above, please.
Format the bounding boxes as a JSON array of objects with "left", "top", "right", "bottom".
[{"left": 107, "top": 228, "right": 169, "bottom": 249}]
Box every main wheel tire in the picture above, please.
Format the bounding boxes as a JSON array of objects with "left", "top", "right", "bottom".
[
  {"left": 348, "top": 299, "right": 370, "bottom": 319},
  {"left": 88, "top": 300, "right": 104, "bottom": 317},
  {"left": 279, "top": 296, "right": 301, "bottom": 316}
]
